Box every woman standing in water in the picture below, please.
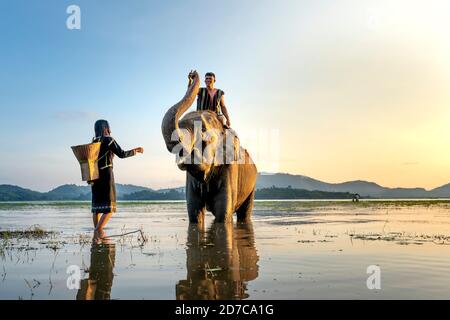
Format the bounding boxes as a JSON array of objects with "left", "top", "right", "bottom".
[{"left": 91, "top": 120, "right": 143, "bottom": 238}]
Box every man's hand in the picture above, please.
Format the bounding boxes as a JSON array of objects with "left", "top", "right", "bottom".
[{"left": 134, "top": 147, "right": 144, "bottom": 154}]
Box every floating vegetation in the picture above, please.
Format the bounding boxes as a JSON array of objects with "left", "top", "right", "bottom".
[
  {"left": 296, "top": 239, "right": 332, "bottom": 244},
  {"left": 0, "top": 225, "right": 55, "bottom": 240},
  {"left": 0, "top": 225, "right": 58, "bottom": 258},
  {"left": 0, "top": 224, "right": 149, "bottom": 263},
  {"left": 254, "top": 199, "right": 450, "bottom": 211},
  {"left": 349, "top": 232, "right": 450, "bottom": 245}
]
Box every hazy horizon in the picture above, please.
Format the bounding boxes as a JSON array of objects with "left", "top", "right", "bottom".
[
  {"left": 3, "top": 171, "right": 450, "bottom": 193},
  {"left": 2, "top": 0, "right": 450, "bottom": 191}
]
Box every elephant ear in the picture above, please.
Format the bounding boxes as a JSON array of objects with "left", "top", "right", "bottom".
[{"left": 221, "top": 128, "right": 241, "bottom": 165}]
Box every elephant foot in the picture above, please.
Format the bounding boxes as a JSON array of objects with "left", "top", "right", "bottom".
[
  {"left": 189, "top": 213, "right": 204, "bottom": 224},
  {"left": 214, "top": 213, "right": 233, "bottom": 224},
  {"left": 188, "top": 208, "right": 205, "bottom": 226},
  {"left": 188, "top": 220, "right": 204, "bottom": 231},
  {"left": 236, "top": 190, "right": 255, "bottom": 223},
  {"left": 236, "top": 216, "right": 252, "bottom": 224}
]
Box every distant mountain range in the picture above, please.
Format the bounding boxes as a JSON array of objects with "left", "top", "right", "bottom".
[
  {"left": 0, "top": 184, "right": 158, "bottom": 201},
  {"left": 256, "top": 173, "right": 450, "bottom": 198},
  {"left": 1, "top": 173, "right": 449, "bottom": 201},
  {"left": 0, "top": 184, "right": 353, "bottom": 201}
]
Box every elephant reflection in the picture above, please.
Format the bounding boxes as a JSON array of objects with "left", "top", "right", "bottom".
[
  {"left": 176, "top": 222, "right": 259, "bottom": 300},
  {"left": 76, "top": 239, "right": 116, "bottom": 300}
]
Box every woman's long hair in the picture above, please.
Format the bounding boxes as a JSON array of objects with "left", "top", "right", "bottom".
[{"left": 94, "top": 119, "right": 110, "bottom": 138}]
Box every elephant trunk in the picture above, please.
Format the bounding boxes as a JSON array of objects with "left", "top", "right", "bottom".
[{"left": 161, "top": 71, "right": 200, "bottom": 152}]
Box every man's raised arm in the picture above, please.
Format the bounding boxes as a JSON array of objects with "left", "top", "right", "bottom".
[{"left": 220, "top": 95, "right": 231, "bottom": 127}]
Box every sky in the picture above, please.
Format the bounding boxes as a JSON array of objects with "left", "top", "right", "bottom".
[{"left": 1, "top": 0, "right": 450, "bottom": 191}]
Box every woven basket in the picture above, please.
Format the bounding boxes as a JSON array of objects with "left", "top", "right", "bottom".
[{"left": 71, "top": 142, "right": 101, "bottom": 182}]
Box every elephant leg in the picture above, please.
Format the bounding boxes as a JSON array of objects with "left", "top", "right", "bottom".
[
  {"left": 186, "top": 179, "right": 205, "bottom": 225},
  {"left": 211, "top": 192, "right": 233, "bottom": 223},
  {"left": 188, "top": 203, "right": 205, "bottom": 226},
  {"left": 187, "top": 194, "right": 205, "bottom": 225},
  {"left": 236, "top": 189, "right": 255, "bottom": 223}
]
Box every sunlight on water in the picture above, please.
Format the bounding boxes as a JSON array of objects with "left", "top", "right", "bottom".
[{"left": 0, "top": 200, "right": 450, "bottom": 299}]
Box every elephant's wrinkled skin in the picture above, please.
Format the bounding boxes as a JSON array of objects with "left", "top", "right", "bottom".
[{"left": 161, "top": 71, "right": 257, "bottom": 224}]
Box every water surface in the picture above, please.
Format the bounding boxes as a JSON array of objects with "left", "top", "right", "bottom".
[{"left": 1, "top": 200, "right": 450, "bottom": 299}]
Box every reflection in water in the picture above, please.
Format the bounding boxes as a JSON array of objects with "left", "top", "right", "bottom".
[
  {"left": 76, "top": 239, "right": 116, "bottom": 300},
  {"left": 176, "top": 222, "right": 259, "bottom": 300}
]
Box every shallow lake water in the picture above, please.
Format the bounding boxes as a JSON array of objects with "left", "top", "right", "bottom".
[{"left": 1, "top": 200, "right": 450, "bottom": 300}]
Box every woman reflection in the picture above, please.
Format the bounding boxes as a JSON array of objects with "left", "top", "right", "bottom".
[
  {"left": 176, "top": 222, "right": 259, "bottom": 300},
  {"left": 76, "top": 235, "right": 116, "bottom": 300}
]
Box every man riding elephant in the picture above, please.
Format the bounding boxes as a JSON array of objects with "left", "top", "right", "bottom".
[
  {"left": 162, "top": 70, "right": 257, "bottom": 224},
  {"left": 189, "top": 71, "right": 232, "bottom": 128}
]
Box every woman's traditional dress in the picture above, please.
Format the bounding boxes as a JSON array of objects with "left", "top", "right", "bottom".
[{"left": 91, "top": 136, "right": 135, "bottom": 214}]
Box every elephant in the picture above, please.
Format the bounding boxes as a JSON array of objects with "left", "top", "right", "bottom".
[
  {"left": 161, "top": 71, "right": 257, "bottom": 224},
  {"left": 176, "top": 222, "right": 259, "bottom": 300}
]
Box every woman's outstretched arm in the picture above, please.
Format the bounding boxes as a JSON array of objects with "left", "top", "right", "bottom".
[{"left": 108, "top": 138, "right": 143, "bottom": 158}]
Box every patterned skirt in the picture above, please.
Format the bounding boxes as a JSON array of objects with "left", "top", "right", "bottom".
[{"left": 91, "top": 167, "right": 117, "bottom": 214}]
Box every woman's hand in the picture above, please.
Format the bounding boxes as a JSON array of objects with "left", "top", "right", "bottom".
[{"left": 134, "top": 147, "right": 144, "bottom": 154}]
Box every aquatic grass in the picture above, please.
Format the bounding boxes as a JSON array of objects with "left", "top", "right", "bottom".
[
  {"left": 254, "top": 199, "right": 450, "bottom": 211},
  {"left": 1, "top": 226, "right": 151, "bottom": 277},
  {"left": 348, "top": 231, "right": 450, "bottom": 245},
  {"left": 0, "top": 225, "right": 55, "bottom": 240},
  {"left": 0, "top": 226, "right": 58, "bottom": 261}
]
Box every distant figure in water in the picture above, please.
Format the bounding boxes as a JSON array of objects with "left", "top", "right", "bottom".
[
  {"left": 190, "top": 71, "right": 232, "bottom": 128},
  {"left": 352, "top": 193, "right": 361, "bottom": 202},
  {"left": 91, "top": 120, "right": 143, "bottom": 238}
]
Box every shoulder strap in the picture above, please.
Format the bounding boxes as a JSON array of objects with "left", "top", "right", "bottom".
[{"left": 95, "top": 137, "right": 113, "bottom": 164}]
